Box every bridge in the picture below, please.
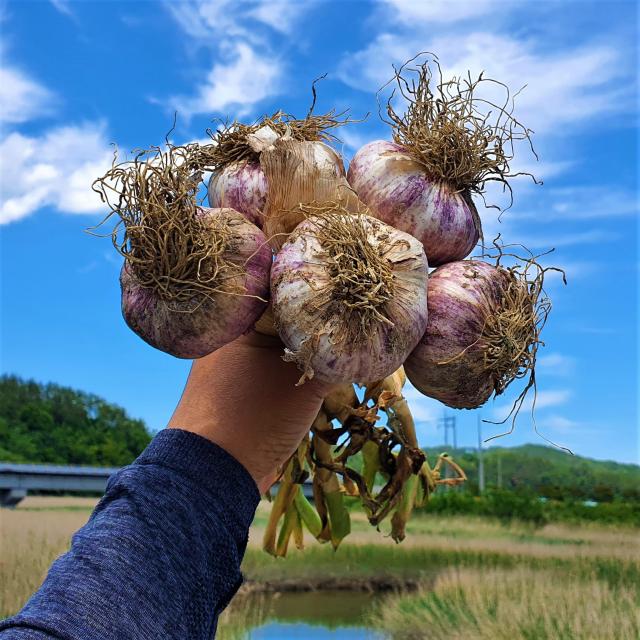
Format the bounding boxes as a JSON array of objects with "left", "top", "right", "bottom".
[
  {"left": 0, "top": 462, "right": 314, "bottom": 507},
  {"left": 0, "top": 462, "right": 120, "bottom": 507}
]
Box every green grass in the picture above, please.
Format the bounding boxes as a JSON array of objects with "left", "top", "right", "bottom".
[
  {"left": 242, "top": 543, "right": 640, "bottom": 588},
  {"left": 367, "top": 567, "right": 640, "bottom": 640}
]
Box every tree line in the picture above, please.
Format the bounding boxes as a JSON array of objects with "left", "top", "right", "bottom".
[
  {"left": 0, "top": 375, "right": 152, "bottom": 467},
  {"left": 1, "top": 374, "right": 638, "bottom": 507},
  {"left": 423, "top": 444, "right": 640, "bottom": 503}
]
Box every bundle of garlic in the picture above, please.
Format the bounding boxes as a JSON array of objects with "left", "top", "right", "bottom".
[{"left": 93, "top": 57, "right": 562, "bottom": 554}]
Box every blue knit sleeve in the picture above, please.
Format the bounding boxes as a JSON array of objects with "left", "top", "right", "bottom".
[{"left": 0, "top": 428, "right": 261, "bottom": 640}]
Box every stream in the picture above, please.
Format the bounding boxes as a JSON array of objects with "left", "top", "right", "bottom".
[{"left": 235, "top": 589, "right": 385, "bottom": 639}]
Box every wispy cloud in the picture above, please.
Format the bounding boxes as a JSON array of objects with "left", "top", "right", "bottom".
[
  {"left": 0, "top": 51, "right": 55, "bottom": 124},
  {"left": 540, "top": 414, "right": 582, "bottom": 433},
  {"left": 337, "top": 20, "right": 634, "bottom": 137},
  {"left": 338, "top": 127, "right": 383, "bottom": 157},
  {"left": 77, "top": 260, "right": 99, "bottom": 274},
  {"left": 165, "top": 0, "right": 306, "bottom": 41},
  {"left": 518, "top": 229, "right": 617, "bottom": 250},
  {"left": 0, "top": 122, "right": 113, "bottom": 224},
  {"left": 49, "top": 0, "right": 75, "bottom": 19},
  {"left": 165, "top": 0, "right": 311, "bottom": 119},
  {"left": 537, "top": 353, "right": 576, "bottom": 376},
  {"left": 381, "top": 0, "right": 497, "bottom": 24},
  {"left": 545, "top": 260, "right": 597, "bottom": 286},
  {"left": 516, "top": 186, "right": 639, "bottom": 222},
  {"left": 403, "top": 382, "right": 441, "bottom": 424},
  {"left": 247, "top": 0, "right": 312, "bottom": 34},
  {"left": 493, "top": 389, "right": 571, "bottom": 421},
  {"left": 477, "top": 207, "right": 612, "bottom": 278},
  {"left": 168, "top": 42, "right": 281, "bottom": 119}
]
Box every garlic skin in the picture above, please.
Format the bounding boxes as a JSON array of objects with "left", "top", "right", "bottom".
[
  {"left": 405, "top": 260, "right": 511, "bottom": 408},
  {"left": 271, "top": 215, "right": 429, "bottom": 384},
  {"left": 347, "top": 140, "right": 479, "bottom": 266},
  {"left": 121, "top": 207, "right": 271, "bottom": 359},
  {"left": 208, "top": 138, "right": 345, "bottom": 233},
  {"left": 208, "top": 161, "right": 267, "bottom": 228},
  {"left": 260, "top": 140, "right": 350, "bottom": 248}
]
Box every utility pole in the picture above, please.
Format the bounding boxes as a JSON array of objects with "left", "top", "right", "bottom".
[
  {"left": 439, "top": 412, "right": 457, "bottom": 451},
  {"left": 477, "top": 413, "right": 485, "bottom": 494},
  {"left": 497, "top": 454, "right": 503, "bottom": 489},
  {"left": 438, "top": 411, "right": 457, "bottom": 488}
]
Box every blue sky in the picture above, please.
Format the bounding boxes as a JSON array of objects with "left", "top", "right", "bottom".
[{"left": 0, "top": 0, "right": 637, "bottom": 463}]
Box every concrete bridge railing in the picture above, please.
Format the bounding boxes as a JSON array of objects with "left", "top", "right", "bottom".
[{"left": 0, "top": 462, "right": 313, "bottom": 507}]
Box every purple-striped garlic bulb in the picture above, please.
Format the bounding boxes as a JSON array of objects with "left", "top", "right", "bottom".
[
  {"left": 93, "top": 143, "right": 272, "bottom": 359},
  {"left": 271, "top": 210, "right": 429, "bottom": 384},
  {"left": 207, "top": 124, "right": 345, "bottom": 231},
  {"left": 121, "top": 207, "right": 271, "bottom": 358},
  {"left": 405, "top": 258, "right": 550, "bottom": 411},
  {"left": 348, "top": 140, "right": 479, "bottom": 266},
  {"left": 348, "top": 56, "right": 536, "bottom": 266},
  {"left": 208, "top": 161, "right": 267, "bottom": 228}
]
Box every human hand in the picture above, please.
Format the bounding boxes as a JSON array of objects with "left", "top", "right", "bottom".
[{"left": 168, "top": 331, "right": 330, "bottom": 493}]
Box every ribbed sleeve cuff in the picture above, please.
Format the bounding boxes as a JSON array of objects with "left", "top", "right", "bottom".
[{"left": 133, "top": 428, "right": 260, "bottom": 536}]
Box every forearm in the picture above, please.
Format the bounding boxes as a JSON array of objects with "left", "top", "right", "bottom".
[{"left": 0, "top": 429, "right": 260, "bottom": 640}]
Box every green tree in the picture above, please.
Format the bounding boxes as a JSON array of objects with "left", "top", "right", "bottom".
[{"left": 0, "top": 375, "right": 152, "bottom": 466}]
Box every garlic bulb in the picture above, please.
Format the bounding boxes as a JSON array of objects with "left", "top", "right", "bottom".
[
  {"left": 121, "top": 207, "right": 271, "bottom": 358},
  {"left": 348, "top": 140, "right": 479, "bottom": 266},
  {"left": 271, "top": 211, "right": 429, "bottom": 384},
  {"left": 405, "top": 259, "right": 548, "bottom": 410}
]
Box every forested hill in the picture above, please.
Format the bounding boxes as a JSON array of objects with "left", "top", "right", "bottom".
[
  {"left": 423, "top": 444, "right": 640, "bottom": 502},
  {"left": 1, "top": 375, "right": 638, "bottom": 503},
  {"left": 0, "top": 375, "right": 152, "bottom": 466}
]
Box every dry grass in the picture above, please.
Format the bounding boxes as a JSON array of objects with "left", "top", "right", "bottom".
[
  {"left": 17, "top": 496, "right": 98, "bottom": 510},
  {"left": 369, "top": 567, "right": 640, "bottom": 639},
  {"left": 3, "top": 497, "right": 639, "bottom": 640},
  {"left": 251, "top": 504, "right": 640, "bottom": 563},
  {"left": 1, "top": 507, "right": 91, "bottom": 617}
]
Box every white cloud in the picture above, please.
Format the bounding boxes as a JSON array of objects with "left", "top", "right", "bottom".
[
  {"left": 482, "top": 213, "right": 618, "bottom": 252},
  {"left": 164, "top": 1, "right": 313, "bottom": 118},
  {"left": 0, "top": 43, "right": 112, "bottom": 224},
  {"left": 540, "top": 414, "right": 582, "bottom": 433},
  {"left": 518, "top": 229, "right": 617, "bottom": 250},
  {"left": 382, "top": 0, "right": 496, "bottom": 24},
  {"left": 537, "top": 353, "right": 575, "bottom": 376},
  {"left": 403, "top": 382, "right": 441, "bottom": 424},
  {"left": 545, "top": 260, "right": 596, "bottom": 284},
  {"left": 545, "top": 187, "right": 638, "bottom": 220},
  {"left": 165, "top": 0, "right": 249, "bottom": 40},
  {"left": 165, "top": 0, "right": 306, "bottom": 40},
  {"left": 0, "top": 122, "right": 114, "bottom": 224},
  {"left": 248, "top": 0, "right": 310, "bottom": 34},
  {"left": 0, "top": 64, "right": 54, "bottom": 124},
  {"left": 339, "top": 127, "right": 381, "bottom": 157},
  {"left": 529, "top": 389, "right": 572, "bottom": 410},
  {"left": 493, "top": 388, "right": 571, "bottom": 421},
  {"left": 168, "top": 41, "right": 281, "bottom": 118},
  {"left": 337, "top": 31, "right": 632, "bottom": 136},
  {"left": 571, "top": 325, "right": 616, "bottom": 336},
  {"left": 507, "top": 186, "right": 639, "bottom": 225},
  {"left": 49, "top": 0, "right": 74, "bottom": 18}
]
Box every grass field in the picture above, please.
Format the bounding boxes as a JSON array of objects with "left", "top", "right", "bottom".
[
  {"left": 367, "top": 567, "right": 640, "bottom": 640},
  {"left": 2, "top": 497, "right": 639, "bottom": 638}
]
